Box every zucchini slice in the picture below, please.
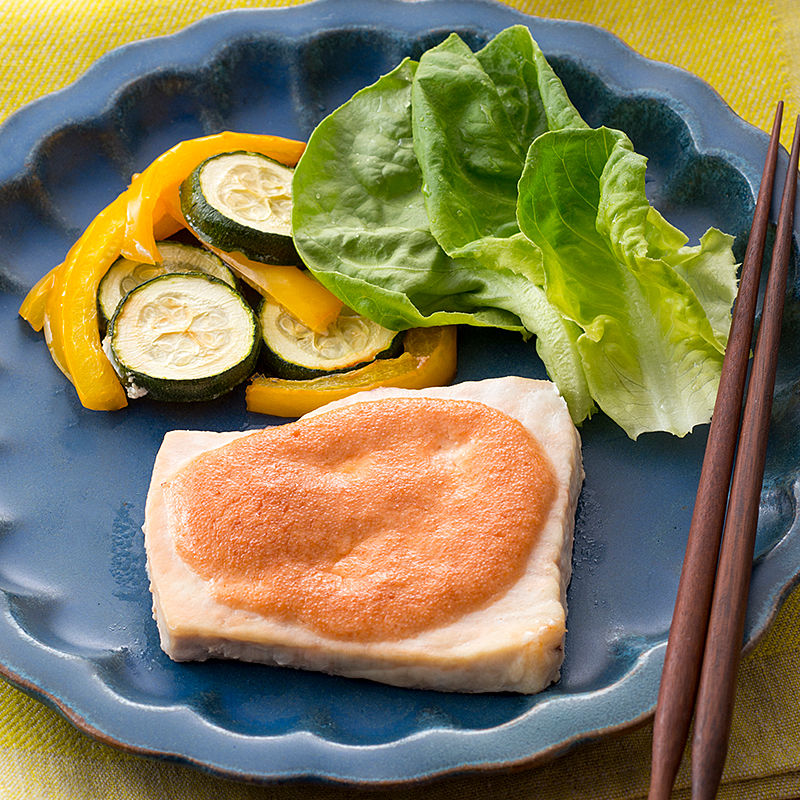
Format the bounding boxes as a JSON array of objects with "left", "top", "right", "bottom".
[
  {"left": 105, "top": 273, "right": 259, "bottom": 402},
  {"left": 97, "top": 241, "right": 235, "bottom": 323},
  {"left": 259, "top": 297, "right": 403, "bottom": 380},
  {"left": 180, "top": 151, "right": 298, "bottom": 265}
]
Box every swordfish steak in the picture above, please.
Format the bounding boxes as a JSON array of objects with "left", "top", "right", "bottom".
[{"left": 142, "top": 376, "right": 584, "bottom": 693}]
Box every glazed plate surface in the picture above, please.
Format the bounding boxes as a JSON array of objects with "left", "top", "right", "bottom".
[{"left": 1, "top": 0, "right": 799, "bottom": 785}]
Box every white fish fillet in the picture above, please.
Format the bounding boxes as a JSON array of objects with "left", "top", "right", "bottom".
[{"left": 143, "top": 376, "right": 584, "bottom": 693}]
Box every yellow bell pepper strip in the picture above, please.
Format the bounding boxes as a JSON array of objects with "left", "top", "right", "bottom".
[
  {"left": 204, "top": 243, "right": 342, "bottom": 334},
  {"left": 19, "top": 264, "right": 59, "bottom": 332},
  {"left": 246, "top": 326, "right": 457, "bottom": 417},
  {"left": 121, "top": 132, "right": 306, "bottom": 264},
  {"left": 41, "top": 196, "right": 124, "bottom": 387},
  {"left": 20, "top": 205, "right": 101, "bottom": 337},
  {"left": 42, "top": 293, "right": 71, "bottom": 381},
  {"left": 47, "top": 195, "right": 129, "bottom": 410},
  {"left": 42, "top": 259, "right": 73, "bottom": 381},
  {"left": 151, "top": 210, "right": 184, "bottom": 242}
]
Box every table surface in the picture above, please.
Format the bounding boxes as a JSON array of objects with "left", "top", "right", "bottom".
[{"left": 1, "top": 1, "right": 799, "bottom": 798}]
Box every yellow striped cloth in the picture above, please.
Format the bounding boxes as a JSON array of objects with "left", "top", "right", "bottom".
[{"left": 1, "top": 1, "right": 799, "bottom": 798}]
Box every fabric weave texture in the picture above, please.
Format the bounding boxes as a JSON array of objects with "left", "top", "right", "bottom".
[{"left": 1, "top": 1, "right": 799, "bottom": 797}]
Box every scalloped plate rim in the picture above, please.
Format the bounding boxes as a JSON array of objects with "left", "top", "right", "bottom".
[{"left": 0, "top": 0, "right": 798, "bottom": 787}]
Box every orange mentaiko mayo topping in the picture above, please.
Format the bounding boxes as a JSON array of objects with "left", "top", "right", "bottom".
[{"left": 164, "top": 397, "right": 557, "bottom": 641}]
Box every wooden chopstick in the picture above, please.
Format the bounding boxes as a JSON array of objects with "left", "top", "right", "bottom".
[
  {"left": 690, "top": 113, "right": 800, "bottom": 799},
  {"left": 647, "top": 102, "right": 791, "bottom": 800}
]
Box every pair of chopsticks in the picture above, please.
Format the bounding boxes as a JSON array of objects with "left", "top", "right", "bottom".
[{"left": 649, "top": 102, "right": 800, "bottom": 800}]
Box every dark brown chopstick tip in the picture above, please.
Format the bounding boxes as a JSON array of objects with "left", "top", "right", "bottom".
[
  {"left": 689, "top": 110, "right": 799, "bottom": 800},
  {"left": 648, "top": 101, "right": 788, "bottom": 800}
]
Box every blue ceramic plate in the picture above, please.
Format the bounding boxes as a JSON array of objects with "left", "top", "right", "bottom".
[{"left": 0, "top": 0, "right": 798, "bottom": 786}]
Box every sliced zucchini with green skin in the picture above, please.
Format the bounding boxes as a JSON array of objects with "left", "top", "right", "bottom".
[
  {"left": 105, "top": 273, "right": 260, "bottom": 402},
  {"left": 180, "top": 151, "right": 299, "bottom": 265},
  {"left": 258, "top": 296, "right": 404, "bottom": 381},
  {"left": 97, "top": 241, "right": 235, "bottom": 323}
]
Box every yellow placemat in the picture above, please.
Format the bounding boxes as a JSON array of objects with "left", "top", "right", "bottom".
[
  {"left": 2, "top": 1, "right": 799, "bottom": 798},
  {"left": 1, "top": 0, "right": 797, "bottom": 148}
]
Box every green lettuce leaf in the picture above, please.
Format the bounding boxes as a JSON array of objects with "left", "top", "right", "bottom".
[
  {"left": 292, "top": 58, "right": 526, "bottom": 333},
  {"left": 292, "top": 53, "right": 595, "bottom": 420},
  {"left": 411, "top": 26, "right": 586, "bottom": 257},
  {"left": 293, "top": 31, "right": 596, "bottom": 421},
  {"left": 516, "top": 126, "right": 737, "bottom": 438},
  {"left": 407, "top": 26, "right": 594, "bottom": 420},
  {"left": 291, "top": 26, "right": 738, "bottom": 438}
]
